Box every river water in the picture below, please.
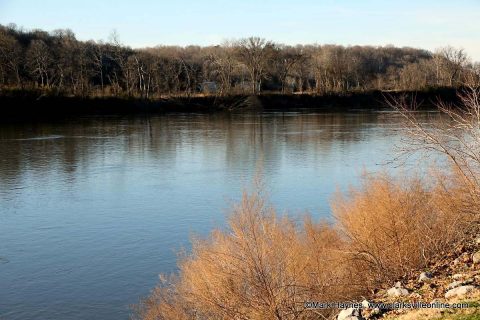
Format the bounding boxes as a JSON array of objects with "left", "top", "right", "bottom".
[{"left": 0, "top": 110, "right": 422, "bottom": 319}]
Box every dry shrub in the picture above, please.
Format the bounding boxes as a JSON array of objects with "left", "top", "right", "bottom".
[
  {"left": 134, "top": 274, "right": 193, "bottom": 320},
  {"left": 433, "top": 166, "right": 480, "bottom": 218},
  {"left": 136, "top": 172, "right": 475, "bottom": 320},
  {"left": 135, "top": 190, "right": 367, "bottom": 320},
  {"left": 135, "top": 170, "right": 476, "bottom": 320},
  {"left": 333, "top": 172, "right": 474, "bottom": 286}
]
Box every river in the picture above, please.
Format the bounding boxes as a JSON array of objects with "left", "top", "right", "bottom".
[{"left": 0, "top": 110, "right": 423, "bottom": 319}]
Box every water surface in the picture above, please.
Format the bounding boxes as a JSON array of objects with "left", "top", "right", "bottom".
[{"left": 0, "top": 110, "right": 416, "bottom": 319}]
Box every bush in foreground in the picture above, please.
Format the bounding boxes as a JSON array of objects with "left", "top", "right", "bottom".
[{"left": 134, "top": 173, "right": 473, "bottom": 320}]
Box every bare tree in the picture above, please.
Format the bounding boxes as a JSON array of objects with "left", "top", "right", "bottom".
[
  {"left": 435, "top": 46, "right": 468, "bottom": 87},
  {"left": 26, "top": 39, "right": 52, "bottom": 88},
  {"left": 274, "top": 45, "right": 305, "bottom": 93},
  {"left": 87, "top": 40, "right": 105, "bottom": 93},
  {"left": 0, "top": 31, "right": 22, "bottom": 86},
  {"left": 107, "top": 30, "right": 133, "bottom": 95},
  {"left": 51, "top": 29, "right": 90, "bottom": 95},
  {"left": 236, "top": 37, "right": 275, "bottom": 95},
  {"left": 386, "top": 87, "right": 480, "bottom": 213},
  {"left": 206, "top": 42, "right": 238, "bottom": 96},
  {"left": 129, "top": 52, "right": 157, "bottom": 98}
]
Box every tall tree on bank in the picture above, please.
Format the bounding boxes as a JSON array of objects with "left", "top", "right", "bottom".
[
  {"left": 236, "top": 37, "right": 276, "bottom": 95},
  {"left": 0, "top": 30, "right": 22, "bottom": 86},
  {"left": 26, "top": 39, "right": 52, "bottom": 88}
]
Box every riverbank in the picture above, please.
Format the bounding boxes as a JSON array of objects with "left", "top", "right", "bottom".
[
  {"left": 0, "top": 88, "right": 460, "bottom": 121},
  {"left": 357, "top": 226, "right": 480, "bottom": 320}
]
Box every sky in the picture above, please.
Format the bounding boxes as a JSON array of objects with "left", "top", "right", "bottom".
[{"left": 1, "top": 0, "right": 479, "bottom": 61}]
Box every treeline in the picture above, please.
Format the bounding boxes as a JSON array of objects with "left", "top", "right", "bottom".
[{"left": 1, "top": 23, "right": 479, "bottom": 98}]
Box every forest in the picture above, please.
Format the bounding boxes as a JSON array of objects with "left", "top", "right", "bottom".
[{"left": 0, "top": 23, "right": 479, "bottom": 98}]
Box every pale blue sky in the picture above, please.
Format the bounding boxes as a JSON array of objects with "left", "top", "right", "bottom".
[{"left": 1, "top": 0, "right": 479, "bottom": 60}]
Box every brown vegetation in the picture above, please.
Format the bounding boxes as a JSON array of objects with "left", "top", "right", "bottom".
[
  {"left": 333, "top": 172, "right": 474, "bottom": 286},
  {"left": 135, "top": 190, "right": 366, "bottom": 320},
  {"left": 134, "top": 174, "right": 474, "bottom": 320}
]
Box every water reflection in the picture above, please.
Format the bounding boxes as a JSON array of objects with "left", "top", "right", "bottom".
[{"left": 0, "top": 112, "right": 403, "bottom": 189}]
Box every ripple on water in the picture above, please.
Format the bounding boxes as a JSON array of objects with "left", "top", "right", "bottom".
[{"left": 12, "top": 135, "right": 64, "bottom": 141}]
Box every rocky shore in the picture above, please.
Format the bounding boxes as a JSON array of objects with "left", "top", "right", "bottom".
[{"left": 337, "top": 225, "right": 480, "bottom": 320}]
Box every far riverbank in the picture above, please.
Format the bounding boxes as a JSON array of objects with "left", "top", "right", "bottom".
[{"left": 0, "top": 88, "right": 460, "bottom": 122}]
